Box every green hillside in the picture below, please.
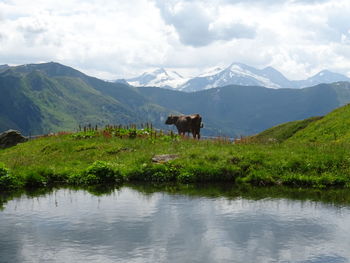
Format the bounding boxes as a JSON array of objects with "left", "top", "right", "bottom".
[
  {"left": 289, "top": 103, "right": 350, "bottom": 142},
  {"left": 253, "top": 102, "right": 350, "bottom": 143},
  {"left": 0, "top": 63, "right": 174, "bottom": 135},
  {"left": 252, "top": 116, "right": 323, "bottom": 143}
]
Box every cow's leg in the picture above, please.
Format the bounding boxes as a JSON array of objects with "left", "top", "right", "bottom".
[{"left": 191, "top": 129, "right": 197, "bottom": 139}]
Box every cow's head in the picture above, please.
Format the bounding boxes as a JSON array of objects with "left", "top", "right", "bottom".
[{"left": 165, "top": 115, "right": 178, "bottom": 125}]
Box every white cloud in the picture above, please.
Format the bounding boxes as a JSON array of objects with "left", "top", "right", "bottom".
[
  {"left": 155, "top": 0, "right": 256, "bottom": 47},
  {"left": 0, "top": 0, "right": 349, "bottom": 80}
]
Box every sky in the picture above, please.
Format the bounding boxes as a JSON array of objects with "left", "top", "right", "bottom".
[{"left": 0, "top": 0, "right": 350, "bottom": 80}]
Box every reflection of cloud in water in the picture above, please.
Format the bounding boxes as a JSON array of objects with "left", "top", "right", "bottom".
[
  {"left": 199, "top": 198, "right": 350, "bottom": 263},
  {"left": 299, "top": 254, "right": 348, "bottom": 263},
  {"left": 1, "top": 188, "right": 350, "bottom": 262}
]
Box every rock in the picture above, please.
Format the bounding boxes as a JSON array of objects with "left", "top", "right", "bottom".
[
  {"left": 0, "top": 130, "right": 28, "bottom": 149},
  {"left": 152, "top": 154, "right": 179, "bottom": 163}
]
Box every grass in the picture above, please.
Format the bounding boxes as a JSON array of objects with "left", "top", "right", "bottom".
[
  {"left": 1, "top": 126, "right": 350, "bottom": 191},
  {"left": 252, "top": 116, "right": 323, "bottom": 143},
  {"left": 289, "top": 103, "right": 350, "bottom": 143}
]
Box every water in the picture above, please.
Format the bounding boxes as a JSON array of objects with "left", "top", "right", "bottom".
[{"left": 1, "top": 185, "right": 350, "bottom": 263}]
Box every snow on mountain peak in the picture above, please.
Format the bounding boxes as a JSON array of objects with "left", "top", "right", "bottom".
[
  {"left": 123, "top": 63, "right": 350, "bottom": 92},
  {"left": 229, "top": 64, "right": 243, "bottom": 72},
  {"left": 199, "top": 67, "right": 223, "bottom": 77},
  {"left": 126, "top": 68, "right": 187, "bottom": 89}
]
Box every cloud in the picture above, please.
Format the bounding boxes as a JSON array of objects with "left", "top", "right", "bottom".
[
  {"left": 154, "top": 0, "right": 256, "bottom": 47},
  {"left": 0, "top": 0, "right": 349, "bottom": 80},
  {"left": 0, "top": 0, "right": 173, "bottom": 78}
]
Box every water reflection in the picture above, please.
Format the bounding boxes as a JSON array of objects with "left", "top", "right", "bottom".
[{"left": 1, "top": 185, "right": 350, "bottom": 263}]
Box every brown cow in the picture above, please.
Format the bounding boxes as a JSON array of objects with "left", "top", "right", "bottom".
[{"left": 165, "top": 114, "right": 203, "bottom": 139}]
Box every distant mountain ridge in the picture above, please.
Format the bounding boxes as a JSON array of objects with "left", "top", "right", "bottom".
[
  {"left": 124, "top": 63, "right": 350, "bottom": 91},
  {"left": 2, "top": 62, "right": 350, "bottom": 137}
]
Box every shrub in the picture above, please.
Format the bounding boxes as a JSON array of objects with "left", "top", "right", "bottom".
[
  {"left": 0, "top": 163, "right": 21, "bottom": 190},
  {"left": 127, "top": 163, "right": 179, "bottom": 182},
  {"left": 67, "top": 172, "right": 84, "bottom": 185},
  {"left": 71, "top": 130, "right": 98, "bottom": 139},
  {"left": 181, "top": 164, "right": 235, "bottom": 182},
  {"left": 241, "top": 169, "right": 276, "bottom": 186},
  {"left": 23, "top": 167, "right": 69, "bottom": 188},
  {"left": 78, "top": 161, "right": 123, "bottom": 185},
  {"left": 0, "top": 163, "right": 9, "bottom": 177},
  {"left": 177, "top": 171, "right": 195, "bottom": 183},
  {"left": 281, "top": 173, "right": 315, "bottom": 187},
  {"left": 25, "top": 172, "right": 47, "bottom": 188}
]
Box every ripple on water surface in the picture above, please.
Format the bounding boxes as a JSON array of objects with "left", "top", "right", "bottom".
[{"left": 0, "top": 187, "right": 350, "bottom": 263}]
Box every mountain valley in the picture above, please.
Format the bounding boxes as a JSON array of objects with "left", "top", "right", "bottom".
[{"left": 1, "top": 62, "right": 350, "bottom": 137}]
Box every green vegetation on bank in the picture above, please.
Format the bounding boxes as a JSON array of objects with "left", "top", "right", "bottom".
[
  {"left": 1, "top": 126, "right": 350, "bottom": 192},
  {"left": 3, "top": 102, "right": 350, "bottom": 192}
]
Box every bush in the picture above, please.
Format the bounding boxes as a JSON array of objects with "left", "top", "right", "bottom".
[
  {"left": 76, "top": 161, "right": 123, "bottom": 185},
  {"left": 177, "top": 171, "right": 195, "bottom": 183},
  {"left": 241, "top": 169, "right": 276, "bottom": 186},
  {"left": 67, "top": 172, "right": 84, "bottom": 185},
  {"left": 25, "top": 172, "right": 47, "bottom": 187},
  {"left": 23, "top": 167, "right": 69, "bottom": 188},
  {"left": 281, "top": 173, "right": 315, "bottom": 187},
  {"left": 0, "top": 163, "right": 21, "bottom": 190},
  {"left": 130, "top": 163, "right": 179, "bottom": 182},
  {"left": 183, "top": 164, "right": 236, "bottom": 182},
  {"left": 0, "top": 163, "right": 9, "bottom": 177}
]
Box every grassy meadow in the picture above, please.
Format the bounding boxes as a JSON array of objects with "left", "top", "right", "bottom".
[{"left": 1, "top": 123, "right": 350, "bottom": 192}]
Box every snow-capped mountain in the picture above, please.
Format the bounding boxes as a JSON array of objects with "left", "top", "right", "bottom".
[
  {"left": 123, "top": 63, "right": 350, "bottom": 92},
  {"left": 179, "top": 63, "right": 293, "bottom": 92},
  {"left": 125, "top": 68, "right": 187, "bottom": 89},
  {"left": 295, "top": 70, "right": 350, "bottom": 88}
]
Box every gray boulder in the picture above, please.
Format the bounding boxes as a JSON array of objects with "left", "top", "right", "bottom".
[
  {"left": 0, "top": 130, "right": 28, "bottom": 149},
  {"left": 152, "top": 154, "right": 179, "bottom": 163}
]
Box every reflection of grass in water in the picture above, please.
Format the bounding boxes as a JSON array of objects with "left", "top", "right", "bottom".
[
  {"left": 69, "top": 184, "right": 121, "bottom": 196},
  {"left": 0, "top": 190, "right": 23, "bottom": 211},
  {"left": 128, "top": 183, "right": 350, "bottom": 206},
  {"left": 0, "top": 185, "right": 120, "bottom": 210},
  {"left": 2, "top": 183, "right": 350, "bottom": 212}
]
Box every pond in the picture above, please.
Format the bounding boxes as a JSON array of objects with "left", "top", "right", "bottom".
[{"left": 1, "top": 184, "right": 350, "bottom": 263}]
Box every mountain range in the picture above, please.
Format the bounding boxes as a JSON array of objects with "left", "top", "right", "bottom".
[
  {"left": 2, "top": 62, "right": 350, "bottom": 137},
  {"left": 122, "top": 63, "right": 350, "bottom": 92},
  {"left": 0, "top": 62, "right": 175, "bottom": 135}
]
